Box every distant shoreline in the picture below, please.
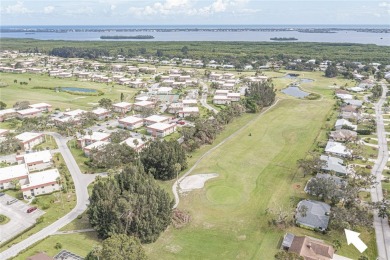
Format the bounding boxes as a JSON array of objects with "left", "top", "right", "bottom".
[{"left": 100, "top": 35, "right": 154, "bottom": 39}]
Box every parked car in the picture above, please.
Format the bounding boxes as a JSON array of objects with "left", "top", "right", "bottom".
[
  {"left": 27, "top": 207, "right": 37, "bottom": 213},
  {"left": 0, "top": 192, "right": 5, "bottom": 197},
  {"left": 7, "top": 199, "right": 18, "bottom": 205},
  {"left": 177, "top": 121, "right": 185, "bottom": 125}
]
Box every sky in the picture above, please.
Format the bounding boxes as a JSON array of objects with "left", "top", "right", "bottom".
[{"left": 1, "top": 0, "right": 390, "bottom": 26}]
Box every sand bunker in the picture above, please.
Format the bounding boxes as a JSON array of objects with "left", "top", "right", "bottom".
[{"left": 179, "top": 173, "right": 218, "bottom": 192}]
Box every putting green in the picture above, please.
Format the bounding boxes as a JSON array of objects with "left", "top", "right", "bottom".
[{"left": 206, "top": 185, "right": 242, "bottom": 205}]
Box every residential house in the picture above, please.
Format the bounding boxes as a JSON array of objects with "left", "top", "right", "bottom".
[
  {"left": 343, "top": 99, "right": 363, "bottom": 107},
  {"left": 28, "top": 103, "right": 52, "bottom": 112},
  {"left": 21, "top": 168, "right": 61, "bottom": 197},
  {"left": 15, "top": 132, "right": 45, "bottom": 150},
  {"left": 121, "top": 137, "right": 146, "bottom": 152},
  {"left": 334, "top": 119, "right": 357, "bottom": 130},
  {"left": 118, "top": 116, "right": 144, "bottom": 130},
  {"left": 213, "top": 95, "right": 231, "bottom": 105},
  {"left": 64, "top": 109, "right": 86, "bottom": 118},
  {"left": 325, "top": 141, "right": 351, "bottom": 157},
  {"left": 133, "top": 101, "right": 155, "bottom": 111},
  {"left": 329, "top": 129, "right": 357, "bottom": 142},
  {"left": 83, "top": 141, "right": 110, "bottom": 156},
  {"left": 215, "top": 90, "right": 230, "bottom": 96},
  {"left": 16, "top": 108, "right": 42, "bottom": 119},
  {"left": 112, "top": 102, "right": 133, "bottom": 114},
  {"left": 167, "top": 103, "right": 183, "bottom": 114},
  {"left": 0, "top": 108, "right": 17, "bottom": 122},
  {"left": 157, "top": 87, "right": 173, "bottom": 95},
  {"left": 147, "top": 123, "right": 176, "bottom": 137},
  {"left": 182, "top": 99, "right": 197, "bottom": 107},
  {"left": 295, "top": 200, "right": 331, "bottom": 231},
  {"left": 336, "top": 93, "right": 353, "bottom": 100},
  {"left": 320, "top": 155, "right": 347, "bottom": 176},
  {"left": 144, "top": 115, "right": 170, "bottom": 126},
  {"left": 0, "top": 129, "right": 9, "bottom": 136},
  {"left": 305, "top": 173, "right": 347, "bottom": 195},
  {"left": 16, "top": 150, "right": 53, "bottom": 172},
  {"left": 0, "top": 164, "right": 29, "bottom": 190},
  {"left": 92, "top": 107, "right": 111, "bottom": 120},
  {"left": 179, "top": 107, "right": 199, "bottom": 118},
  {"left": 227, "top": 93, "right": 241, "bottom": 102},
  {"left": 77, "top": 132, "right": 111, "bottom": 148}
]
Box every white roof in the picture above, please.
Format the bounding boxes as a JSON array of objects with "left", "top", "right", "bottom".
[
  {"left": 92, "top": 107, "right": 109, "bottom": 115},
  {"left": 336, "top": 94, "right": 353, "bottom": 100},
  {"left": 147, "top": 122, "right": 174, "bottom": 131},
  {"left": 17, "top": 108, "right": 41, "bottom": 115},
  {"left": 120, "top": 137, "right": 145, "bottom": 149},
  {"left": 22, "top": 168, "right": 60, "bottom": 189},
  {"left": 0, "top": 129, "right": 9, "bottom": 136},
  {"left": 19, "top": 150, "right": 52, "bottom": 164},
  {"left": 145, "top": 115, "right": 169, "bottom": 122},
  {"left": 54, "top": 116, "right": 77, "bottom": 123},
  {"left": 182, "top": 107, "right": 199, "bottom": 113},
  {"left": 113, "top": 102, "right": 132, "bottom": 108},
  {"left": 80, "top": 132, "right": 110, "bottom": 141},
  {"left": 0, "top": 108, "right": 16, "bottom": 116},
  {"left": 64, "top": 109, "right": 86, "bottom": 117},
  {"left": 213, "top": 95, "right": 230, "bottom": 100},
  {"left": 227, "top": 93, "right": 241, "bottom": 97},
  {"left": 215, "top": 90, "right": 230, "bottom": 94},
  {"left": 135, "top": 96, "right": 149, "bottom": 101},
  {"left": 15, "top": 132, "right": 43, "bottom": 143},
  {"left": 0, "top": 164, "right": 29, "bottom": 182},
  {"left": 183, "top": 99, "right": 197, "bottom": 104},
  {"left": 84, "top": 141, "right": 110, "bottom": 151},
  {"left": 29, "top": 103, "right": 52, "bottom": 109},
  {"left": 134, "top": 100, "right": 154, "bottom": 107},
  {"left": 325, "top": 141, "right": 351, "bottom": 156},
  {"left": 335, "top": 119, "right": 357, "bottom": 130},
  {"left": 158, "top": 87, "right": 173, "bottom": 92},
  {"left": 119, "top": 116, "right": 143, "bottom": 124}
]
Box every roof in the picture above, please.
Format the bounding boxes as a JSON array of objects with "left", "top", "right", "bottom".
[
  {"left": 0, "top": 108, "right": 16, "bottom": 116},
  {"left": 282, "top": 233, "right": 295, "bottom": 248},
  {"left": 134, "top": 100, "right": 154, "bottom": 107},
  {"left": 27, "top": 252, "right": 54, "bottom": 260},
  {"left": 329, "top": 129, "right": 357, "bottom": 142},
  {"left": 145, "top": 115, "right": 169, "bottom": 123},
  {"left": 315, "top": 173, "right": 347, "bottom": 187},
  {"left": 64, "top": 109, "right": 86, "bottom": 117},
  {"left": 15, "top": 132, "right": 44, "bottom": 143},
  {"left": 158, "top": 87, "right": 173, "bottom": 92},
  {"left": 320, "top": 155, "right": 347, "bottom": 175},
  {"left": 113, "top": 102, "right": 132, "bottom": 108},
  {"left": 147, "top": 122, "right": 175, "bottom": 131},
  {"left": 84, "top": 141, "right": 110, "bottom": 151},
  {"left": 296, "top": 200, "right": 331, "bottom": 230},
  {"left": 343, "top": 99, "right": 363, "bottom": 107},
  {"left": 334, "top": 119, "right": 357, "bottom": 130},
  {"left": 182, "top": 99, "right": 197, "bottom": 104},
  {"left": 213, "top": 95, "right": 230, "bottom": 100},
  {"left": 22, "top": 168, "right": 61, "bottom": 189},
  {"left": 119, "top": 116, "right": 143, "bottom": 124},
  {"left": 182, "top": 107, "right": 199, "bottom": 113},
  {"left": 135, "top": 96, "right": 149, "bottom": 101},
  {"left": 336, "top": 94, "right": 353, "bottom": 100},
  {"left": 19, "top": 150, "right": 52, "bottom": 164},
  {"left": 120, "top": 137, "right": 145, "bottom": 149},
  {"left": 29, "top": 103, "right": 52, "bottom": 109},
  {"left": 92, "top": 107, "right": 110, "bottom": 115},
  {"left": 288, "top": 235, "right": 334, "bottom": 260},
  {"left": 80, "top": 132, "right": 110, "bottom": 141},
  {"left": 17, "top": 108, "right": 41, "bottom": 115},
  {"left": 0, "top": 164, "right": 29, "bottom": 182},
  {"left": 215, "top": 90, "right": 230, "bottom": 94},
  {"left": 325, "top": 141, "right": 350, "bottom": 156},
  {"left": 227, "top": 93, "right": 241, "bottom": 97},
  {"left": 0, "top": 129, "right": 9, "bottom": 136}
]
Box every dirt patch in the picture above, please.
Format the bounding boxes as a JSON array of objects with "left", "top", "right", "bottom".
[
  {"left": 172, "top": 209, "right": 191, "bottom": 229},
  {"left": 293, "top": 184, "right": 301, "bottom": 190},
  {"left": 165, "top": 244, "right": 182, "bottom": 254},
  {"left": 179, "top": 173, "right": 219, "bottom": 193}
]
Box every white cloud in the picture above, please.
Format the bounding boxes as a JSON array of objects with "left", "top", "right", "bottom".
[
  {"left": 379, "top": 2, "right": 390, "bottom": 7},
  {"left": 3, "top": 1, "right": 31, "bottom": 14},
  {"left": 65, "top": 6, "right": 94, "bottom": 15},
  {"left": 43, "top": 6, "right": 55, "bottom": 14}
]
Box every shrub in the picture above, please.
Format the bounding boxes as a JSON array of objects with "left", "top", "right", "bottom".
[{"left": 55, "top": 242, "right": 62, "bottom": 249}]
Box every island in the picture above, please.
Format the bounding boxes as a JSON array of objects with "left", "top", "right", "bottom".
[
  {"left": 270, "top": 37, "right": 298, "bottom": 41},
  {"left": 100, "top": 35, "right": 154, "bottom": 39}
]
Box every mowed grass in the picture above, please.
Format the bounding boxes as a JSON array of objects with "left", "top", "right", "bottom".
[
  {"left": 0, "top": 72, "right": 139, "bottom": 110},
  {"left": 145, "top": 82, "right": 376, "bottom": 259}
]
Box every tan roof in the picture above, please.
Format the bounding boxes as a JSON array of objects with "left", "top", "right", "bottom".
[
  {"left": 27, "top": 252, "right": 54, "bottom": 260},
  {"left": 288, "top": 236, "right": 334, "bottom": 260}
]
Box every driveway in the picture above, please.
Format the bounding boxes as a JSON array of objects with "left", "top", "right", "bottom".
[{"left": 0, "top": 194, "right": 45, "bottom": 244}]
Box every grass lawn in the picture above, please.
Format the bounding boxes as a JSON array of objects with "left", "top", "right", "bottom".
[
  {"left": 14, "top": 232, "right": 101, "bottom": 260},
  {"left": 33, "top": 135, "right": 58, "bottom": 150},
  {"left": 0, "top": 72, "right": 139, "bottom": 111},
  {"left": 383, "top": 181, "right": 390, "bottom": 200},
  {"left": 145, "top": 72, "right": 376, "bottom": 259},
  {"left": 67, "top": 140, "right": 93, "bottom": 174},
  {"left": 0, "top": 214, "right": 10, "bottom": 225}
]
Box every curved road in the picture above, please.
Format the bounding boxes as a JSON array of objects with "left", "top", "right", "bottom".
[
  {"left": 199, "top": 81, "right": 219, "bottom": 114},
  {"left": 172, "top": 99, "right": 281, "bottom": 208},
  {"left": 370, "top": 83, "right": 390, "bottom": 260},
  {"left": 0, "top": 132, "right": 97, "bottom": 260}
]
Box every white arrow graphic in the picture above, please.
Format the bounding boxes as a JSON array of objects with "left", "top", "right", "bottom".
[{"left": 345, "top": 229, "right": 368, "bottom": 253}]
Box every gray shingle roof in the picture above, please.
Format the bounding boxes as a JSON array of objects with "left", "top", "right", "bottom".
[{"left": 296, "top": 200, "right": 331, "bottom": 230}]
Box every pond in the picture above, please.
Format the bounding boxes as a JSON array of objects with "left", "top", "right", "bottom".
[
  {"left": 60, "top": 87, "right": 98, "bottom": 93},
  {"left": 281, "top": 85, "right": 309, "bottom": 98},
  {"left": 300, "top": 78, "right": 315, "bottom": 83},
  {"left": 282, "top": 73, "right": 300, "bottom": 79}
]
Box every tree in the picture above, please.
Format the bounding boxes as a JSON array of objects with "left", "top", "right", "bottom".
[
  {"left": 120, "top": 93, "right": 124, "bottom": 102},
  {"left": 141, "top": 140, "right": 187, "bottom": 180},
  {"left": 98, "top": 98, "right": 112, "bottom": 109},
  {"left": 243, "top": 80, "right": 276, "bottom": 112},
  {"left": 88, "top": 143, "right": 137, "bottom": 169},
  {"left": 10, "top": 179, "right": 20, "bottom": 190},
  {"left": 110, "top": 130, "right": 131, "bottom": 143},
  {"left": 325, "top": 65, "right": 338, "bottom": 78},
  {"left": 305, "top": 176, "right": 344, "bottom": 203},
  {"left": 297, "top": 155, "right": 325, "bottom": 177},
  {"left": 332, "top": 239, "right": 342, "bottom": 251},
  {"left": 275, "top": 251, "right": 304, "bottom": 260},
  {"left": 156, "top": 49, "right": 164, "bottom": 57},
  {"left": 13, "top": 100, "right": 30, "bottom": 110},
  {"left": 99, "top": 234, "right": 147, "bottom": 260},
  {"left": 181, "top": 46, "right": 189, "bottom": 55},
  {"left": 0, "top": 101, "right": 6, "bottom": 110},
  {"left": 88, "top": 165, "right": 173, "bottom": 243}
]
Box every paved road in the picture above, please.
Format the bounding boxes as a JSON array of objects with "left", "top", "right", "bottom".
[
  {"left": 0, "top": 132, "right": 97, "bottom": 259},
  {"left": 199, "top": 81, "right": 218, "bottom": 114},
  {"left": 172, "top": 99, "right": 280, "bottom": 208},
  {"left": 370, "top": 83, "right": 390, "bottom": 260}
]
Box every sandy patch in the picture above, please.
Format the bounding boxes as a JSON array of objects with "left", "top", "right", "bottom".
[
  {"left": 179, "top": 173, "right": 218, "bottom": 192},
  {"left": 88, "top": 102, "right": 99, "bottom": 106}
]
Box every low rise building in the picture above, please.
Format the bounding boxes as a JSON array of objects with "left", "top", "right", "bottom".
[
  {"left": 21, "top": 168, "right": 61, "bottom": 197},
  {"left": 134, "top": 100, "right": 155, "bottom": 111},
  {"left": 16, "top": 108, "right": 42, "bottom": 119},
  {"left": 295, "top": 200, "right": 331, "bottom": 231},
  {"left": 144, "top": 115, "right": 170, "bottom": 126},
  {"left": 112, "top": 102, "right": 133, "bottom": 114},
  {"left": 147, "top": 123, "right": 176, "bottom": 137},
  {"left": 64, "top": 109, "right": 86, "bottom": 118},
  {"left": 77, "top": 132, "right": 111, "bottom": 148},
  {"left": 182, "top": 99, "right": 197, "bottom": 107},
  {"left": 0, "top": 164, "right": 29, "bottom": 190},
  {"left": 91, "top": 107, "right": 111, "bottom": 120},
  {"left": 83, "top": 141, "right": 110, "bottom": 156},
  {"left": 179, "top": 107, "right": 199, "bottom": 118},
  {"left": 227, "top": 93, "right": 241, "bottom": 102},
  {"left": 16, "top": 150, "right": 53, "bottom": 172},
  {"left": 213, "top": 95, "right": 231, "bottom": 105},
  {"left": 15, "top": 132, "right": 45, "bottom": 150},
  {"left": 118, "top": 116, "right": 144, "bottom": 130},
  {"left": 28, "top": 103, "right": 52, "bottom": 112},
  {"left": 0, "top": 108, "right": 17, "bottom": 122},
  {"left": 121, "top": 137, "right": 146, "bottom": 152}
]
